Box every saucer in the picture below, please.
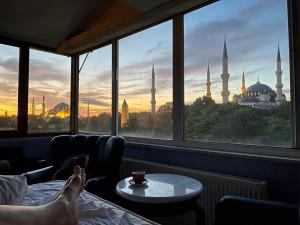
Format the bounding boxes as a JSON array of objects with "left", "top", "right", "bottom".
[{"left": 129, "top": 179, "right": 148, "bottom": 186}]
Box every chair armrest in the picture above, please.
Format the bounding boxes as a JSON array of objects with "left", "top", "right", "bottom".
[
  {"left": 215, "top": 195, "right": 298, "bottom": 225},
  {"left": 23, "top": 166, "right": 56, "bottom": 185},
  {"left": 85, "top": 176, "right": 119, "bottom": 200}
]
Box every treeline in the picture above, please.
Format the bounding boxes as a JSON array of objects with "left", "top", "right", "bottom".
[
  {"left": 28, "top": 115, "right": 70, "bottom": 132},
  {"left": 23, "top": 96, "right": 291, "bottom": 147},
  {"left": 185, "top": 96, "right": 291, "bottom": 146},
  {"left": 79, "top": 96, "right": 291, "bottom": 146}
]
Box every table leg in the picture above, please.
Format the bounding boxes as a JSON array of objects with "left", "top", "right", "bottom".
[{"left": 195, "top": 205, "right": 205, "bottom": 225}]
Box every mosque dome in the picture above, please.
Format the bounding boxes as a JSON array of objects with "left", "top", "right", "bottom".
[
  {"left": 48, "top": 102, "right": 70, "bottom": 117},
  {"left": 246, "top": 81, "right": 274, "bottom": 95},
  {"left": 245, "top": 81, "right": 275, "bottom": 96}
]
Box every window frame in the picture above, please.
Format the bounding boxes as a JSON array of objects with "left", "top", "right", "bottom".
[
  {"left": 77, "top": 43, "right": 113, "bottom": 135},
  {"left": 0, "top": 38, "right": 72, "bottom": 137},
  {"left": 178, "top": 0, "right": 298, "bottom": 155},
  {"left": 27, "top": 47, "right": 72, "bottom": 134},
  {"left": 0, "top": 41, "right": 22, "bottom": 136},
  {"left": 0, "top": 0, "right": 299, "bottom": 161},
  {"left": 108, "top": 0, "right": 300, "bottom": 160}
]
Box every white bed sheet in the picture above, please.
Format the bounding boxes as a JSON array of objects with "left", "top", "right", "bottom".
[{"left": 22, "top": 180, "right": 158, "bottom": 225}]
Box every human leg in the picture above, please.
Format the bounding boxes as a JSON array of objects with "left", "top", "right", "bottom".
[{"left": 0, "top": 166, "right": 85, "bottom": 225}]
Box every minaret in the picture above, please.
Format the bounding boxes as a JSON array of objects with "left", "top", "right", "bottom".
[
  {"left": 32, "top": 96, "right": 35, "bottom": 116},
  {"left": 221, "top": 40, "right": 230, "bottom": 103},
  {"left": 42, "top": 95, "right": 46, "bottom": 119},
  {"left": 87, "top": 101, "right": 90, "bottom": 119},
  {"left": 121, "top": 99, "right": 129, "bottom": 128},
  {"left": 4, "top": 110, "right": 7, "bottom": 118},
  {"left": 87, "top": 101, "right": 90, "bottom": 124},
  {"left": 275, "top": 44, "right": 283, "bottom": 102},
  {"left": 151, "top": 65, "right": 156, "bottom": 116},
  {"left": 241, "top": 69, "right": 246, "bottom": 96},
  {"left": 206, "top": 61, "right": 211, "bottom": 98}
]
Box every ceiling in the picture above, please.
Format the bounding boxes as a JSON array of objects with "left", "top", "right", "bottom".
[{"left": 0, "top": 0, "right": 189, "bottom": 54}]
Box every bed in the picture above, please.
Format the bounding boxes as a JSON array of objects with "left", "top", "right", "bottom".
[{"left": 1, "top": 175, "right": 158, "bottom": 225}]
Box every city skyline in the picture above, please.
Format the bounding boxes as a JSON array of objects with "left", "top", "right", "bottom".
[{"left": 0, "top": 0, "right": 290, "bottom": 116}]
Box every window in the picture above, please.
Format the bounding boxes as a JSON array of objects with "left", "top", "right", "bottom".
[
  {"left": 78, "top": 45, "right": 112, "bottom": 133},
  {"left": 184, "top": 0, "right": 292, "bottom": 147},
  {"left": 0, "top": 44, "right": 19, "bottom": 130},
  {"left": 28, "top": 49, "right": 71, "bottom": 133},
  {"left": 118, "top": 21, "right": 173, "bottom": 139}
]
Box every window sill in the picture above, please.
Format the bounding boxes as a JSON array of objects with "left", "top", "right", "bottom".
[{"left": 124, "top": 136, "right": 300, "bottom": 165}]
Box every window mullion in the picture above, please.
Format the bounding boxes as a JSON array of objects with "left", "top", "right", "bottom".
[
  {"left": 70, "top": 54, "right": 79, "bottom": 134},
  {"left": 18, "top": 46, "right": 29, "bottom": 135},
  {"left": 288, "top": 0, "right": 300, "bottom": 148},
  {"left": 173, "top": 15, "right": 184, "bottom": 145},
  {"left": 112, "top": 40, "right": 119, "bottom": 135}
]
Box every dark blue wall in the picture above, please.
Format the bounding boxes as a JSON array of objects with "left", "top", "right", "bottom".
[
  {"left": 0, "top": 137, "right": 52, "bottom": 161},
  {"left": 0, "top": 137, "right": 299, "bottom": 204},
  {"left": 125, "top": 144, "right": 300, "bottom": 204}
]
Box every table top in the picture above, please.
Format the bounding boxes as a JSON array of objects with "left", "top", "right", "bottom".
[{"left": 115, "top": 173, "right": 203, "bottom": 204}]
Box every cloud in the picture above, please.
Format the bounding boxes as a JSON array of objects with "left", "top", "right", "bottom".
[
  {"left": 79, "top": 98, "right": 110, "bottom": 107},
  {"left": 238, "top": 0, "right": 274, "bottom": 19},
  {"left": 120, "top": 88, "right": 150, "bottom": 97},
  {"left": 29, "top": 58, "right": 69, "bottom": 83},
  {"left": 146, "top": 41, "right": 168, "bottom": 56},
  {"left": 0, "top": 57, "right": 19, "bottom": 73}
]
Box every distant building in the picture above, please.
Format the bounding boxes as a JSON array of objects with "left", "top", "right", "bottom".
[
  {"left": 232, "top": 45, "right": 286, "bottom": 108},
  {"left": 204, "top": 41, "right": 286, "bottom": 108},
  {"left": 221, "top": 40, "right": 230, "bottom": 103},
  {"left": 121, "top": 99, "right": 129, "bottom": 128},
  {"left": 151, "top": 65, "right": 156, "bottom": 116},
  {"left": 87, "top": 101, "right": 90, "bottom": 123},
  {"left": 206, "top": 62, "right": 211, "bottom": 98},
  {"left": 41, "top": 95, "right": 46, "bottom": 119},
  {"left": 47, "top": 102, "right": 70, "bottom": 118},
  {"left": 32, "top": 96, "right": 35, "bottom": 115}
]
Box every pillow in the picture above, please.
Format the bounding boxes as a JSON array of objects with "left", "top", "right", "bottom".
[
  {"left": 53, "top": 155, "right": 88, "bottom": 180},
  {"left": 0, "top": 175, "right": 28, "bottom": 205}
]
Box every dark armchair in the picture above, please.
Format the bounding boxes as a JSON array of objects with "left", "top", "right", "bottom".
[
  {"left": 24, "top": 134, "right": 126, "bottom": 199},
  {"left": 215, "top": 195, "right": 298, "bottom": 225}
]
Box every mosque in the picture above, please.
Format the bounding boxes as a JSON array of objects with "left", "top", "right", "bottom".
[
  {"left": 206, "top": 41, "right": 286, "bottom": 107},
  {"left": 31, "top": 96, "right": 70, "bottom": 118}
]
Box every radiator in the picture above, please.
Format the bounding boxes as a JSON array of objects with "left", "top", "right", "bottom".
[{"left": 120, "top": 158, "right": 268, "bottom": 225}]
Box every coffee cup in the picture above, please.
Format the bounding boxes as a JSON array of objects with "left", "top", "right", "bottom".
[{"left": 131, "top": 171, "right": 145, "bottom": 184}]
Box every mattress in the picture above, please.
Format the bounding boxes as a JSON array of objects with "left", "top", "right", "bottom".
[{"left": 22, "top": 180, "right": 159, "bottom": 225}]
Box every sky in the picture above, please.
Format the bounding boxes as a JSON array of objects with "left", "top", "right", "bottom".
[
  {"left": 28, "top": 49, "right": 71, "bottom": 116},
  {"left": 79, "top": 46, "right": 112, "bottom": 117},
  {"left": 184, "top": 0, "right": 290, "bottom": 103},
  {"left": 0, "top": 0, "right": 291, "bottom": 116}
]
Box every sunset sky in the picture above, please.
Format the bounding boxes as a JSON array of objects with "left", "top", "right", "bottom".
[
  {"left": 79, "top": 46, "right": 112, "bottom": 117},
  {"left": 0, "top": 0, "right": 290, "bottom": 117},
  {"left": 28, "top": 49, "right": 71, "bottom": 116}
]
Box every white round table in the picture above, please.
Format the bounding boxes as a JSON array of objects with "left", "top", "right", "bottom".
[{"left": 116, "top": 173, "right": 203, "bottom": 204}]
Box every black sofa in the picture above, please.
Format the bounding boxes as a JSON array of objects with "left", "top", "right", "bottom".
[
  {"left": 24, "top": 134, "right": 126, "bottom": 199},
  {"left": 215, "top": 195, "right": 298, "bottom": 225}
]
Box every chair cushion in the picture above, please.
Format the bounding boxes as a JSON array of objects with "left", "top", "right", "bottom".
[{"left": 53, "top": 154, "right": 89, "bottom": 180}]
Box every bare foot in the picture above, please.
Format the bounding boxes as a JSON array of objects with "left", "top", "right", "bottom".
[
  {"left": 43, "top": 166, "right": 86, "bottom": 225},
  {"left": 56, "top": 166, "right": 86, "bottom": 201}
]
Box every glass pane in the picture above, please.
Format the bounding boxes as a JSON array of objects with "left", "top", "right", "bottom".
[
  {"left": 78, "top": 45, "right": 112, "bottom": 133},
  {"left": 28, "top": 49, "right": 71, "bottom": 133},
  {"left": 119, "top": 21, "right": 173, "bottom": 139},
  {"left": 184, "top": 0, "right": 292, "bottom": 147},
  {"left": 0, "top": 44, "right": 19, "bottom": 130}
]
